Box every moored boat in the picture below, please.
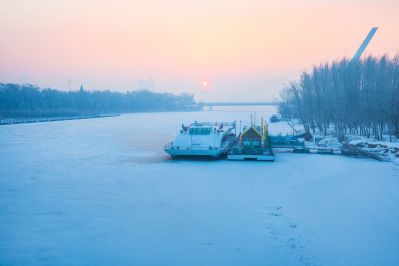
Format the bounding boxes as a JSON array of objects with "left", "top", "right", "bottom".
[
  {"left": 164, "top": 121, "right": 237, "bottom": 158},
  {"left": 227, "top": 118, "right": 274, "bottom": 161}
]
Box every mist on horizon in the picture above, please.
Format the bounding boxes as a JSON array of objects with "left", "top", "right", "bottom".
[{"left": 1, "top": 0, "right": 398, "bottom": 101}]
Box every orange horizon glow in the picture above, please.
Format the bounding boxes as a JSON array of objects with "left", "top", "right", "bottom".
[{"left": 0, "top": 0, "right": 398, "bottom": 101}]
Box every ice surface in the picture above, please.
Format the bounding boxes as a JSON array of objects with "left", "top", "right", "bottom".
[{"left": 0, "top": 106, "right": 398, "bottom": 265}]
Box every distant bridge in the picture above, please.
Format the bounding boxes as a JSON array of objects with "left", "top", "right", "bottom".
[{"left": 200, "top": 101, "right": 279, "bottom": 110}]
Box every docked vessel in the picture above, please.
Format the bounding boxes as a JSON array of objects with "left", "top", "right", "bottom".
[
  {"left": 228, "top": 118, "right": 274, "bottom": 161},
  {"left": 164, "top": 121, "right": 237, "bottom": 158}
]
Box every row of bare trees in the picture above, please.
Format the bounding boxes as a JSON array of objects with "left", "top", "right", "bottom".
[
  {"left": 0, "top": 83, "right": 199, "bottom": 118},
  {"left": 278, "top": 55, "right": 399, "bottom": 140}
]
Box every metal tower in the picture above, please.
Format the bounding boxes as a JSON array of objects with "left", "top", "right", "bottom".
[{"left": 351, "top": 27, "right": 378, "bottom": 61}]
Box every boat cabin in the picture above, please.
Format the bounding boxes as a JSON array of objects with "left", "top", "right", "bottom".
[
  {"left": 227, "top": 120, "right": 274, "bottom": 161},
  {"left": 241, "top": 126, "right": 262, "bottom": 148}
]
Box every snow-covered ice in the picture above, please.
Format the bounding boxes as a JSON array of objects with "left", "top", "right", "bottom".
[{"left": 1, "top": 106, "right": 398, "bottom": 265}]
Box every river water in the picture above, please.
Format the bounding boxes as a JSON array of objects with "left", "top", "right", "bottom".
[{"left": 1, "top": 106, "right": 398, "bottom": 265}]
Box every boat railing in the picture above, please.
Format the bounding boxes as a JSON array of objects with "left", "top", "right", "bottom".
[
  {"left": 190, "top": 122, "right": 236, "bottom": 127},
  {"left": 164, "top": 144, "right": 223, "bottom": 150}
]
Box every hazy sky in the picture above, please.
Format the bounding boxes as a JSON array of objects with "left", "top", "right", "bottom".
[{"left": 1, "top": 0, "right": 398, "bottom": 101}]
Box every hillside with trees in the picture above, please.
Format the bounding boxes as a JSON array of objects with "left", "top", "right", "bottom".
[
  {"left": 0, "top": 83, "right": 199, "bottom": 120},
  {"left": 278, "top": 55, "right": 399, "bottom": 140}
]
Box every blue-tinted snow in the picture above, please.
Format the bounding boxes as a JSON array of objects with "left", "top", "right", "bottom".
[{"left": 0, "top": 106, "right": 398, "bottom": 266}]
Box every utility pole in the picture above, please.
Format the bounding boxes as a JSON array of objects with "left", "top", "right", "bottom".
[{"left": 67, "top": 79, "right": 72, "bottom": 91}]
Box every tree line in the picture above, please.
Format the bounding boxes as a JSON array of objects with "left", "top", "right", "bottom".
[
  {"left": 278, "top": 55, "right": 399, "bottom": 140},
  {"left": 0, "top": 83, "right": 199, "bottom": 118}
]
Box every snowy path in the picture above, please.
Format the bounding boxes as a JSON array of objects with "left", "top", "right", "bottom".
[{"left": 1, "top": 109, "right": 399, "bottom": 265}]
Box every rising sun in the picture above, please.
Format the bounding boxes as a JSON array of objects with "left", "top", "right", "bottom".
[{"left": 202, "top": 80, "right": 208, "bottom": 87}]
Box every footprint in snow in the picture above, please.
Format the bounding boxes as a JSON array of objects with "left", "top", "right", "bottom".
[
  {"left": 199, "top": 241, "right": 213, "bottom": 247},
  {"left": 266, "top": 206, "right": 283, "bottom": 217},
  {"left": 268, "top": 212, "right": 283, "bottom": 217},
  {"left": 235, "top": 246, "right": 243, "bottom": 251},
  {"left": 289, "top": 223, "right": 297, "bottom": 229}
]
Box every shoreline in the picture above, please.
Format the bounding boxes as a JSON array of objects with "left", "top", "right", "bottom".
[
  {"left": 0, "top": 108, "right": 202, "bottom": 126},
  {"left": 0, "top": 113, "right": 120, "bottom": 125}
]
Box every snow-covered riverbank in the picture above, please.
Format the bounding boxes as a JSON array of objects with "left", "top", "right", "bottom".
[
  {"left": 1, "top": 107, "right": 398, "bottom": 265},
  {"left": 344, "top": 135, "right": 399, "bottom": 163},
  {"left": 271, "top": 119, "right": 399, "bottom": 163},
  {"left": 0, "top": 113, "right": 119, "bottom": 125},
  {"left": 302, "top": 134, "right": 399, "bottom": 163}
]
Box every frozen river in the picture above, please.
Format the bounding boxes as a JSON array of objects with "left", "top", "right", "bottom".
[{"left": 1, "top": 106, "right": 399, "bottom": 265}]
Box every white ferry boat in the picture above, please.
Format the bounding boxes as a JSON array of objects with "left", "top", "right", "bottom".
[{"left": 164, "top": 121, "right": 237, "bottom": 158}]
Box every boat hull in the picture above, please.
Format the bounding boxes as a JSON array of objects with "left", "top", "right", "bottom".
[
  {"left": 164, "top": 147, "right": 225, "bottom": 158},
  {"left": 227, "top": 154, "right": 275, "bottom": 161}
]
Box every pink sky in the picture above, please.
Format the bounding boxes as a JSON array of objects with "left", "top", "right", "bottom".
[{"left": 1, "top": 0, "right": 398, "bottom": 101}]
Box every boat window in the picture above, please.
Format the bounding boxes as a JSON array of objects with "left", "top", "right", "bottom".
[
  {"left": 243, "top": 139, "right": 260, "bottom": 147},
  {"left": 243, "top": 140, "right": 251, "bottom": 146},
  {"left": 252, "top": 140, "right": 260, "bottom": 147},
  {"left": 189, "top": 127, "right": 211, "bottom": 135}
]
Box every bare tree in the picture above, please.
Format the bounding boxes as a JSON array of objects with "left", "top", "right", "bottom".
[{"left": 278, "top": 55, "right": 399, "bottom": 140}]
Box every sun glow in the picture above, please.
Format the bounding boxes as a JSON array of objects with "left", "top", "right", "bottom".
[{"left": 202, "top": 81, "right": 208, "bottom": 87}]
